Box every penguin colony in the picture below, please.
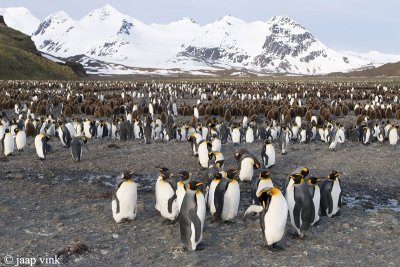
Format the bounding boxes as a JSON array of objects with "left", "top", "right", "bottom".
[{"left": 0, "top": 80, "right": 399, "bottom": 251}]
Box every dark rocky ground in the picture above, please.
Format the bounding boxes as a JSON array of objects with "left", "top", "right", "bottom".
[{"left": 1, "top": 133, "right": 399, "bottom": 266}]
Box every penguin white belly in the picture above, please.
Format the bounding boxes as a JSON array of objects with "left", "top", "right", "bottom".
[
  {"left": 221, "top": 181, "right": 240, "bottom": 221},
  {"left": 337, "top": 130, "right": 345, "bottom": 143},
  {"left": 312, "top": 187, "right": 321, "bottom": 225},
  {"left": 389, "top": 130, "right": 398, "bottom": 145},
  {"left": 264, "top": 195, "right": 288, "bottom": 245},
  {"left": 329, "top": 181, "right": 341, "bottom": 217},
  {"left": 246, "top": 128, "right": 254, "bottom": 143},
  {"left": 16, "top": 131, "right": 26, "bottom": 150},
  {"left": 198, "top": 143, "right": 209, "bottom": 168},
  {"left": 97, "top": 127, "right": 103, "bottom": 138},
  {"left": 201, "top": 128, "right": 208, "bottom": 140},
  {"left": 157, "top": 181, "right": 179, "bottom": 220},
  {"left": 232, "top": 129, "right": 240, "bottom": 143},
  {"left": 112, "top": 182, "right": 137, "bottom": 223},
  {"left": 265, "top": 145, "right": 275, "bottom": 168},
  {"left": 84, "top": 123, "right": 91, "bottom": 138},
  {"left": 286, "top": 181, "right": 299, "bottom": 233},
  {"left": 239, "top": 158, "right": 254, "bottom": 181},
  {"left": 134, "top": 126, "right": 141, "bottom": 139},
  {"left": 34, "top": 135, "right": 44, "bottom": 159},
  {"left": 176, "top": 183, "right": 186, "bottom": 211},
  {"left": 4, "top": 134, "right": 14, "bottom": 156},
  {"left": 190, "top": 192, "right": 206, "bottom": 250},
  {"left": 212, "top": 139, "right": 221, "bottom": 152},
  {"left": 58, "top": 129, "right": 66, "bottom": 146},
  {"left": 208, "top": 180, "right": 220, "bottom": 214}
]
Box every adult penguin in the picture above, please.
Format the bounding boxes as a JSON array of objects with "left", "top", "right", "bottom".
[
  {"left": 35, "top": 134, "right": 51, "bottom": 160},
  {"left": 176, "top": 171, "right": 192, "bottom": 212},
  {"left": 251, "top": 170, "right": 274, "bottom": 205},
  {"left": 285, "top": 173, "right": 314, "bottom": 238},
  {"left": 261, "top": 139, "right": 275, "bottom": 169},
  {"left": 237, "top": 153, "right": 261, "bottom": 182},
  {"left": 284, "top": 166, "right": 310, "bottom": 196},
  {"left": 112, "top": 171, "right": 138, "bottom": 223},
  {"left": 198, "top": 140, "right": 212, "bottom": 168},
  {"left": 187, "top": 133, "right": 203, "bottom": 156},
  {"left": 14, "top": 128, "right": 27, "bottom": 151},
  {"left": 58, "top": 123, "right": 72, "bottom": 148},
  {"left": 3, "top": 129, "right": 14, "bottom": 156},
  {"left": 207, "top": 171, "right": 224, "bottom": 216},
  {"left": 307, "top": 177, "right": 321, "bottom": 225},
  {"left": 320, "top": 171, "right": 342, "bottom": 217},
  {"left": 154, "top": 167, "right": 179, "bottom": 221},
  {"left": 208, "top": 151, "right": 225, "bottom": 168},
  {"left": 231, "top": 125, "right": 241, "bottom": 144},
  {"left": 70, "top": 136, "right": 88, "bottom": 162},
  {"left": 244, "top": 187, "right": 288, "bottom": 252},
  {"left": 179, "top": 181, "right": 206, "bottom": 251},
  {"left": 214, "top": 170, "right": 240, "bottom": 222},
  {"left": 388, "top": 125, "right": 399, "bottom": 145},
  {"left": 279, "top": 126, "right": 289, "bottom": 154}
]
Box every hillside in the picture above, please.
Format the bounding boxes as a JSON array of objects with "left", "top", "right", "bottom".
[
  {"left": 0, "top": 16, "right": 85, "bottom": 80},
  {"left": 328, "top": 61, "right": 400, "bottom": 77}
]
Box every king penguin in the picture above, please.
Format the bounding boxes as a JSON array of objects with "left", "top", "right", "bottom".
[
  {"left": 320, "top": 170, "right": 342, "bottom": 217},
  {"left": 251, "top": 170, "right": 274, "bottom": 205},
  {"left": 154, "top": 167, "right": 179, "bottom": 221},
  {"left": 179, "top": 181, "right": 206, "bottom": 251},
  {"left": 285, "top": 173, "right": 314, "bottom": 238},
  {"left": 244, "top": 187, "right": 288, "bottom": 252},
  {"left": 261, "top": 139, "right": 275, "bottom": 169},
  {"left": 112, "top": 171, "right": 138, "bottom": 223},
  {"left": 3, "top": 129, "right": 14, "bottom": 156},
  {"left": 14, "top": 128, "right": 27, "bottom": 151},
  {"left": 71, "top": 136, "right": 88, "bottom": 162},
  {"left": 34, "top": 134, "right": 51, "bottom": 160},
  {"left": 307, "top": 177, "right": 321, "bottom": 225},
  {"left": 214, "top": 170, "right": 240, "bottom": 222}
]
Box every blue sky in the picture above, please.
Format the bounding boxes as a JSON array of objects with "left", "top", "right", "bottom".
[{"left": 1, "top": 0, "right": 399, "bottom": 53}]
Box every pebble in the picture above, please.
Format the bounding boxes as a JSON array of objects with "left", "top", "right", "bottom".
[{"left": 113, "top": 234, "right": 119, "bottom": 239}]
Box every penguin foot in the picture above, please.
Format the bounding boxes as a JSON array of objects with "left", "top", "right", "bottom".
[
  {"left": 311, "top": 220, "right": 320, "bottom": 226},
  {"left": 289, "top": 231, "right": 301, "bottom": 239},
  {"left": 268, "top": 244, "right": 284, "bottom": 252},
  {"left": 332, "top": 211, "right": 341, "bottom": 217},
  {"left": 0, "top": 157, "right": 9, "bottom": 162},
  {"left": 162, "top": 219, "right": 177, "bottom": 225},
  {"left": 195, "top": 243, "right": 206, "bottom": 251},
  {"left": 223, "top": 219, "right": 236, "bottom": 224}
]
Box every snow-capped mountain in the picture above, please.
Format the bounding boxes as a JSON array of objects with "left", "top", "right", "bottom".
[
  {"left": 3, "top": 4, "right": 399, "bottom": 75},
  {"left": 0, "top": 7, "right": 40, "bottom": 35}
]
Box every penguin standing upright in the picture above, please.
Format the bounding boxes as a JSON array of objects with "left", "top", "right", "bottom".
[
  {"left": 70, "top": 136, "right": 88, "bottom": 162},
  {"left": 154, "top": 167, "right": 179, "bottom": 221},
  {"left": 143, "top": 116, "right": 152, "bottom": 144},
  {"left": 58, "top": 123, "right": 72, "bottom": 148},
  {"left": 112, "top": 172, "right": 138, "bottom": 223},
  {"left": 285, "top": 173, "right": 314, "bottom": 238},
  {"left": 197, "top": 140, "right": 212, "bottom": 168},
  {"left": 179, "top": 181, "right": 206, "bottom": 251},
  {"left": 307, "top": 177, "right": 321, "bottom": 225},
  {"left": 237, "top": 153, "right": 260, "bottom": 182},
  {"left": 279, "top": 126, "right": 289, "bottom": 154},
  {"left": 207, "top": 172, "right": 224, "bottom": 216},
  {"left": 14, "top": 128, "right": 27, "bottom": 151},
  {"left": 214, "top": 172, "right": 240, "bottom": 222},
  {"left": 187, "top": 133, "right": 203, "bottom": 156},
  {"left": 3, "top": 129, "right": 14, "bottom": 156},
  {"left": 388, "top": 126, "right": 399, "bottom": 145},
  {"left": 320, "top": 171, "right": 342, "bottom": 217},
  {"left": 34, "top": 134, "right": 51, "bottom": 160},
  {"left": 231, "top": 125, "right": 241, "bottom": 144},
  {"left": 176, "top": 171, "right": 191, "bottom": 212},
  {"left": 261, "top": 139, "right": 275, "bottom": 169},
  {"left": 244, "top": 187, "right": 288, "bottom": 252},
  {"left": 251, "top": 170, "right": 274, "bottom": 205}
]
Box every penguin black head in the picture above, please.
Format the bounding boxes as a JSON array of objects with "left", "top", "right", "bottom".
[
  {"left": 300, "top": 167, "right": 310, "bottom": 178},
  {"left": 259, "top": 170, "right": 270, "bottom": 179},
  {"left": 187, "top": 181, "right": 204, "bottom": 191},
  {"left": 226, "top": 169, "right": 239, "bottom": 180},
  {"left": 14, "top": 128, "right": 20, "bottom": 134},
  {"left": 307, "top": 177, "right": 320, "bottom": 185},
  {"left": 82, "top": 137, "right": 88, "bottom": 144},
  {"left": 214, "top": 172, "right": 224, "bottom": 180},
  {"left": 264, "top": 139, "right": 271, "bottom": 145},
  {"left": 5, "top": 129, "right": 10, "bottom": 134},
  {"left": 328, "top": 170, "right": 340, "bottom": 180},
  {"left": 208, "top": 152, "right": 215, "bottom": 160},
  {"left": 289, "top": 173, "right": 304, "bottom": 184},
  {"left": 121, "top": 171, "right": 135, "bottom": 181},
  {"left": 177, "top": 171, "right": 191, "bottom": 182}
]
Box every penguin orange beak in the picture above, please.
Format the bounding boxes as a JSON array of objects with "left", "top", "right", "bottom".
[{"left": 196, "top": 182, "right": 204, "bottom": 187}]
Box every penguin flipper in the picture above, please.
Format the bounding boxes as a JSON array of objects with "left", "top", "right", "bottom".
[
  {"left": 113, "top": 192, "right": 120, "bottom": 214},
  {"left": 338, "top": 190, "right": 343, "bottom": 208},
  {"left": 189, "top": 209, "right": 202, "bottom": 242},
  {"left": 168, "top": 194, "right": 177, "bottom": 214},
  {"left": 214, "top": 180, "right": 229, "bottom": 218},
  {"left": 293, "top": 202, "right": 302, "bottom": 229}
]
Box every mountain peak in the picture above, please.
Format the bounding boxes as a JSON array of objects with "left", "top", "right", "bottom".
[
  {"left": 88, "top": 4, "right": 121, "bottom": 19},
  {"left": 178, "top": 17, "right": 197, "bottom": 24}
]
